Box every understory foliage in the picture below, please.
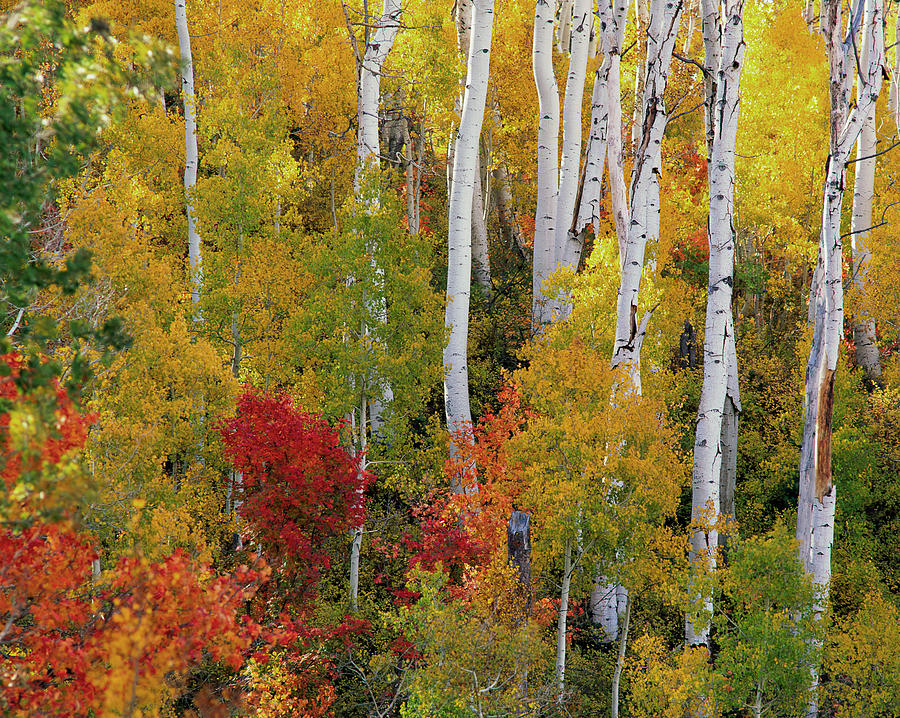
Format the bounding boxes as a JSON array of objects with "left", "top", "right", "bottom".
[{"left": 3, "top": 0, "right": 900, "bottom": 715}]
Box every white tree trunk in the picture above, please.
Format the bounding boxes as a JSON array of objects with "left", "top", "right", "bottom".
[
  {"left": 686, "top": 0, "right": 745, "bottom": 650},
  {"left": 356, "top": 0, "right": 401, "bottom": 434},
  {"left": 175, "top": 0, "right": 202, "bottom": 316},
  {"left": 610, "top": 593, "right": 632, "bottom": 718},
  {"left": 574, "top": 0, "right": 629, "bottom": 255},
  {"left": 472, "top": 153, "right": 492, "bottom": 294},
  {"left": 349, "top": 393, "right": 368, "bottom": 612},
  {"left": 592, "top": 0, "right": 682, "bottom": 638},
  {"left": 493, "top": 162, "right": 527, "bottom": 257},
  {"left": 850, "top": 80, "right": 881, "bottom": 382},
  {"left": 555, "top": 539, "right": 573, "bottom": 705},
  {"left": 444, "top": 0, "right": 495, "bottom": 492},
  {"left": 531, "top": 0, "right": 560, "bottom": 327},
  {"left": 554, "top": 0, "right": 592, "bottom": 287},
  {"left": 891, "top": 6, "right": 900, "bottom": 133},
  {"left": 557, "top": 0, "right": 575, "bottom": 52},
  {"left": 611, "top": 0, "right": 683, "bottom": 387},
  {"left": 798, "top": 1, "right": 884, "bottom": 713}
]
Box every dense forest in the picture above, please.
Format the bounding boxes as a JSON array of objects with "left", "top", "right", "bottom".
[{"left": 2, "top": 0, "right": 900, "bottom": 714}]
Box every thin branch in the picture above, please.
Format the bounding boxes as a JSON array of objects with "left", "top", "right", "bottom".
[
  {"left": 845, "top": 139, "right": 900, "bottom": 164},
  {"left": 6, "top": 307, "right": 25, "bottom": 337},
  {"left": 668, "top": 101, "right": 705, "bottom": 124},
  {"left": 673, "top": 51, "right": 709, "bottom": 76}
]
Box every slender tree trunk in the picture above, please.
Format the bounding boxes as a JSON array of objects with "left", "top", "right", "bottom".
[
  {"left": 356, "top": 0, "right": 402, "bottom": 435},
  {"left": 719, "top": 394, "right": 739, "bottom": 548},
  {"left": 850, "top": 86, "right": 881, "bottom": 383},
  {"left": 507, "top": 510, "right": 532, "bottom": 618},
  {"left": 175, "top": 0, "right": 202, "bottom": 317},
  {"left": 687, "top": 0, "right": 745, "bottom": 650},
  {"left": 553, "top": 0, "right": 592, "bottom": 309},
  {"left": 555, "top": 539, "right": 573, "bottom": 705},
  {"left": 592, "top": 0, "right": 681, "bottom": 637},
  {"left": 472, "top": 153, "right": 492, "bottom": 294},
  {"left": 493, "top": 162, "right": 527, "bottom": 259},
  {"left": 611, "top": 593, "right": 632, "bottom": 718},
  {"left": 573, "top": 0, "right": 629, "bottom": 256},
  {"left": 531, "top": 0, "right": 560, "bottom": 327},
  {"left": 891, "top": 5, "right": 900, "bottom": 133},
  {"left": 349, "top": 390, "right": 367, "bottom": 612},
  {"left": 797, "top": 2, "right": 884, "bottom": 714},
  {"left": 444, "top": 0, "right": 495, "bottom": 493},
  {"left": 611, "top": 0, "right": 683, "bottom": 387},
  {"left": 557, "top": 0, "right": 574, "bottom": 52}
]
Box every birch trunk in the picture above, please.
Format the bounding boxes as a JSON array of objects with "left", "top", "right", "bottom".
[
  {"left": 611, "top": 0, "right": 683, "bottom": 387},
  {"left": 892, "top": 6, "right": 900, "bottom": 133},
  {"left": 573, "top": 0, "right": 629, "bottom": 255},
  {"left": 493, "top": 162, "right": 527, "bottom": 259},
  {"left": 850, "top": 84, "right": 881, "bottom": 383},
  {"left": 687, "top": 0, "right": 745, "bottom": 650},
  {"left": 175, "top": 0, "right": 202, "bottom": 316},
  {"left": 349, "top": 393, "right": 368, "bottom": 612},
  {"left": 452, "top": 0, "right": 492, "bottom": 297},
  {"left": 610, "top": 593, "right": 632, "bottom": 718},
  {"left": 797, "top": 1, "right": 884, "bottom": 713},
  {"left": 591, "top": 0, "right": 681, "bottom": 638},
  {"left": 357, "top": 0, "right": 401, "bottom": 435},
  {"left": 444, "top": 0, "right": 495, "bottom": 492},
  {"left": 555, "top": 539, "right": 573, "bottom": 705},
  {"left": 553, "top": 0, "right": 593, "bottom": 287},
  {"left": 472, "top": 153, "right": 492, "bottom": 294},
  {"left": 531, "top": 0, "right": 560, "bottom": 327}
]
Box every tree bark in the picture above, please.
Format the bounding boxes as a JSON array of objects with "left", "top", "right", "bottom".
[
  {"left": 175, "top": 0, "right": 202, "bottom": 316},
  {"left": 850, "top": 65, "right": 881, "bottom": 383},
  {"left": 611, "top": 0, "right": 683, "bottom": 388},
  {"left": 555, "top": 539, "right": 573, "bottom": 705},
  {"left": 611, "top": 593, "right": 632, "bottom": 718},
  {"left": 507, "top": 510, "right": 532, "bottom": 619},
  {"left": 444, "top": 0, "right": 495, "bottom": 493},
  {"left": 472, "top": 153, "right": 492, "bottom": 295},
  {"left": 349, "top": 393, "right": 368, "bottom": 612},
  {"left": 687, "top": 0, "right": 745, "bottom": 650},
  {"left": 592, "top": 0, "right": 681, "bottom": 637},
  {"left": 891, "top": 6, "right": 900, "bottom": 133},
  {"left": 531, "top": 0, "right": 560, "bottom": 327},
  {"left": 553, "top": 0, "right": 592, "bottom": 307},
  {"left": 797, "top": 1, "right": 884, "bottom": 714},
  {"left": 573, "top": 0, "right": 629, "bottom": 256},
  {"left": 356, "top": 0, "right": 402, "bottom": 435}
]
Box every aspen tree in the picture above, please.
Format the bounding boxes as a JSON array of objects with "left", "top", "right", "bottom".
[
  {"left": 444, "top": 0, "right": 495, "bottom": 492},
  {"left": 686, "top": 0, "right": 745, "bottom": 651},
  {"left": 849, "top": 30, "right": 882, "bottom": 384},
  {"left": 892, "top": 6, "right": 900, "bottom": 132},
  {"left": 610, "top": 0, "right": 683, "bottom": 390},
  {"left": 175, "top": 0, "right": 201, "bottom": 316},
  {"left": 355, "top": 0, "right": 401, "bottom": 435},
  {"left": 452, "top": 0, "right": 492, "bottom": 297},
  {"left": 592, "top": 0, "right": 683, "bottom": 640},
  {"left": 350, "top": 0, "right": 402, "bottom": 609},
  {"left": 553, "top": 0, "right": 592, "bottom": 319},
  {"left": 573, "top": 0, "right": 629, "bottom": 258},
  {"left": 797, "top": 0, "right": 885, "bottom": 713},
  {"left": 531, "top": 0, "right": 560, "bottom": 326}
]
